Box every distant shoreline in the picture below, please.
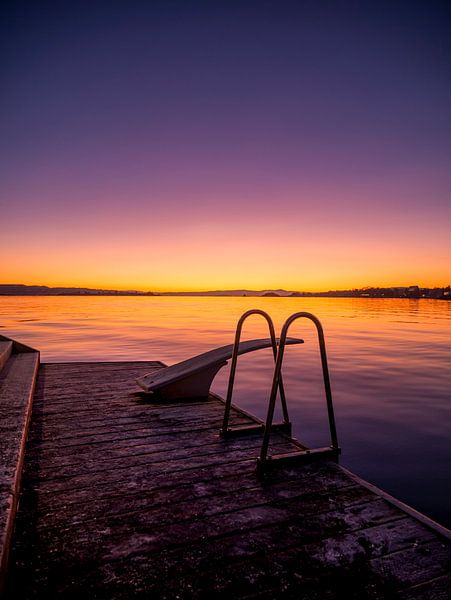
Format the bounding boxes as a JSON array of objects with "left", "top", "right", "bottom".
[{"left": 0, "top": 284, "right": 449, "bottom": 300}]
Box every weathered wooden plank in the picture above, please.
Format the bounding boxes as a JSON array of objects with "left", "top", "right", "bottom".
[
  {"left": 31, "top": 459, "right": 345, "bottom": 508},
  {"left": 26, "top": 434, "right": 295, "bottom": 482},
  {"left": 29, "top": 423, "right": 253, "bottom": 456},
  {"left": 399, "top": 574, "right": 451, "bottom": 600},
  {"left": 30, "top": 361, "right": 163, "bottom": 404},
  {"left": 30, "top": 388, "right": 208, "bottom": 410},
  {"left": 9, "top": 498, "right": 403, "bottom": 599},
  {"left": 28, "top": 453, "right": 260, "bottom": 496},
  {"left": 131, "top": 517, "right": 440, "bottom": 599},
  {"left": 0, "top": 351, "right": 39, "bottom": 593},
  {"left": 29, "top": 394, "right": 177, "bottom": 416},
  {"left": 370, "top": 540, "right": 451, "bottom": 589},
  {"left": 32, "top": 486, "right": 379, "bottom": 560},
  {"left": 28, "top": 425, "right": 257, "bottom": 462},
  {"left": 28, "top": 405, "right": 251, "bottom": 435},
  {"left": 30, "top": 396, "right": 218, "bottom": 419},
  {"left": 35, "top": 469, "right": 357, "bottom": 533},
  {"left": 28, "top": 402, "right": 245, "bottom": 431},
  {"left": 27, "top": 396, "right": 251, "bottom": 433},
  {"left": 42, "top": 472, "right": 355, "bottom": 533},
  {"left": 24, "top": 417, "right": 256, "bottom": 456},
  {"left": 0, "top": 342, "right": 13, "bottom": 373},
  {"left": 31, "top": 395, "right": 225, "bottom": 417},
  {"left": 30, "top": 391, "right": 228, "bottom": 418},
  {"left": 27, "top": 431, "right": 295, "bottom": 474},
  {"left": 43, "top": 360, "right": 162, "bottom": 368},
  {"left": 26, "top": 441, "right": 297, "bottom": 493},
  {"left": 37, "top": 361, "right": 163, "bottom": 380}
]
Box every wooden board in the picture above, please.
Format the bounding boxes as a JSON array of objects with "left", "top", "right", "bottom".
[{"left": 136, "top": 337, "right": 303, "bottom": 394}]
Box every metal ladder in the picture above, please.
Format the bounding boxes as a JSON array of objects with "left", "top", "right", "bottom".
[
  {"left": 220, "top": 309, "right": 292, "bottom": 438},
  {"left": 257, "top": 311, "right": 340, "bottom": 473}
]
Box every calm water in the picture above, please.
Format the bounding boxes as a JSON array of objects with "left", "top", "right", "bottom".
[{"left": 1, "top": 296, "right": 450, "bottom": 527}]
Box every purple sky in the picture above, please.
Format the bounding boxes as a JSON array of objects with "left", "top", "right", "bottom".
[{"left": 1, "top": 1, "right": 450, "bottom": 290}]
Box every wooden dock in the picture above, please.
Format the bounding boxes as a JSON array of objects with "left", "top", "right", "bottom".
[{"left": 1, "top": 351, "right": 451, "bottom": 598}]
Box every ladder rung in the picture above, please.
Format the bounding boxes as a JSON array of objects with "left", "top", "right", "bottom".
[
  {"left": 219, "top": 421, "right": 292, "bottom": 439},
  {"left": 219, "top": 423, "right": 264, "bottom": 438},
  {"left": 256, "top": 446, "right": 341, "bottom": 473}
]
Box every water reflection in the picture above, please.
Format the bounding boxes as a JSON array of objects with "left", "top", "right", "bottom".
[{"left": 1, "top": 296, "right": 450, "bottom": 527}]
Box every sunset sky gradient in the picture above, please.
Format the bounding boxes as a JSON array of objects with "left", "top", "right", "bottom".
[{"left": 1, "top": 0, "right": 450, "bottom": 291}]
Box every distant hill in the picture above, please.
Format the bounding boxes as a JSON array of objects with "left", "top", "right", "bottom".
[
  {"left": 162, "top": 289, "right": 295, "bottom": 297},
  {"left": 0, "top": 285, "right": 294, "bottom": 297},
  {"left": 1, "top": 284, "right": 449, "bottom": 299},
  {"left": 0, "top": 284, "right": 155, "bottom": 296}
]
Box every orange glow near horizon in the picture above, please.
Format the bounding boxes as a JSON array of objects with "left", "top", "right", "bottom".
[{"left": 1, "top": 192, "right": 450, "bottom": 292}]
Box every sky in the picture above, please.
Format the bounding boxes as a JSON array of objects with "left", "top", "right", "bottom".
[{"left": 1, "top": 0, "right": 450, "bottom": 291}]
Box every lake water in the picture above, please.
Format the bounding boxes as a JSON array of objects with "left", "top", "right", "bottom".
[{"left": 1, "top": 296, "right": 450, "bottom": 528}]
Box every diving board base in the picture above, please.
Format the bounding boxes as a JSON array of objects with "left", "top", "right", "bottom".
[{"left": 148, "top": 361, "right": 227, "bottom": 400}]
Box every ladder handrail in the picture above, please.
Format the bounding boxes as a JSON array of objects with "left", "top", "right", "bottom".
[
  {"left": 221, "top": 309, "right": 289, "bottom": 435},
  {"left": 259, "top": 312, "right": 339, "bottom": 464}
]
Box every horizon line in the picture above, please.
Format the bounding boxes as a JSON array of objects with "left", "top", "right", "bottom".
[{"left": 1, "top": 282, "right": 450, "bottom": 295}]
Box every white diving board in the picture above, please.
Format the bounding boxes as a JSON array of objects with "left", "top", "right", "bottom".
[{"left": 136, "top": 337, "right": 303, "bottom": 400}]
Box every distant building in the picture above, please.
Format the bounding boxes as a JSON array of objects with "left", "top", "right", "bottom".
[{"left": 406, "top": 286, "right": 421, "bottom": 298}]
